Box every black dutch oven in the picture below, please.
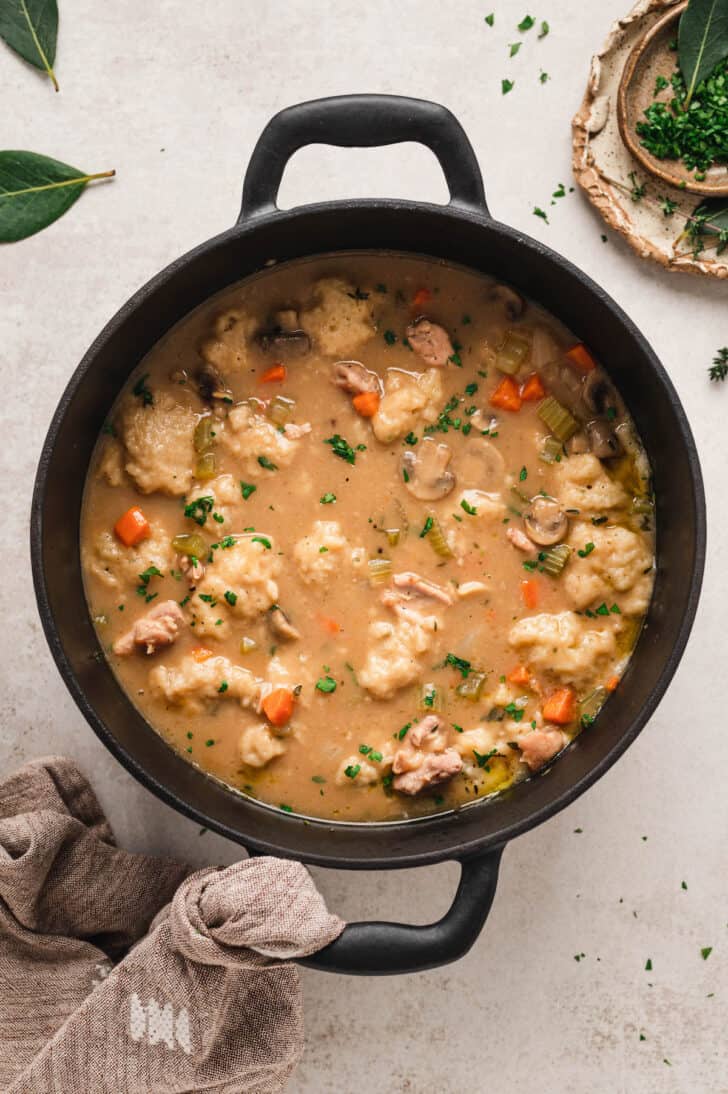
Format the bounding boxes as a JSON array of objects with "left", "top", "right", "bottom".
[{"left": 31, "top": 95, "right": 705, "bottom": 976}]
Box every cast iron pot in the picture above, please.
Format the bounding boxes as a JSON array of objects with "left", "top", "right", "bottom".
[{"left": 31, "top": 95, "right": 705, "bottom": 976}]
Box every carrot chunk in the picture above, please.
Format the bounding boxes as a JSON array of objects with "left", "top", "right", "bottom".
[
  {"left": 520, "top": 372, "right": 546, "bottom": 401},
  {"left": 316, "top": 613, "right": 341, "bottom": 635},
  {"left": 262, "top": 687, "right": 295, "bottom": 727},
  {"left": 259, "top": 363, "right": 287, "bottom": 383},
  {"left": 507, "top": 664, "right": 531, "bottom": 687},
  {"left": 412, "top": 287, "right": 432, "bottom": 309},
  {"left": 352, "top": 390, "right": 380, "bottom": 418},
  {"left": 606, "top": 674, "right": 620, "bottom": 692},
  {"left": 542, "top": 687, "right": 576, "bottom": 725},
  {"left": 520, "top": 578, "right": 540, "bottom": 610},
  {"left": 490, "top": 375, "right": 522, "bottom": 412},
  {"left": 114, "top": 506, "right": 150, "bottom": 547},
  {"left": 565, "top": 343, "right": 597, "bottom": 373},
  {"left": 191, "top": 646, "right": 214, "bottom": 663}
]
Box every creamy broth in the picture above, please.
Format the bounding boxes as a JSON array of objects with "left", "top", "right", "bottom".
[{"left": 81, "top": 254, "right": 655, "bottom": 822}]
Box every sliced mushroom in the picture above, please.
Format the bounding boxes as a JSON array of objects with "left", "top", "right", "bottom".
[
  {"left": 333, "top": 360, "right": 380, "bottom": 395},
  {"left": 196, "top": 361, "right": 232, "bottom": 405},
  {"left": 258, "top": 328, "right": 311, "bottom": 357},
  {"left": 489, "top": 284, "right": 525, "bottom": 321},
  {"left": 268, "top": 605, "right": 301, "bottom": 642},
  {"left": 523, "top": 495, "right": 569, "bottom": 546},
  {"left": 583, "top": 370, "right": 619, "bottom": 417},
  {"left": 457, "top": 438, "right": 506, "bottom": 492},
  {"left": 586, "top": 419, "right": 623, "bottom": 459},
  {"left": 405, "top": 318, "right": 454, "bottom": 366},
  {"left": 401, "top": 437, "right": 456, "bottom": 501},
  {"left": 566, "top": 430, "right": 591, "bottom": 455}
]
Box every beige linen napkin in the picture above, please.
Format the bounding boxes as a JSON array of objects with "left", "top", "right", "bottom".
[{"left": 0, "top": 757, "right": 344, "bottom": 1093}]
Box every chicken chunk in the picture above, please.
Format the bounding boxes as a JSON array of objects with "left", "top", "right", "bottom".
[
  {"left": 120, "top": 393, "right": 197, "bottom": 496},
  {"left": 391, "top": 571, "right": 453, "bottom": 606},
  {"left": 507, "top": 527, "right": 536, "bottom": 553},
  {"left": 553, "top": 453, "right": 628, "bottom": 514},
  {"left": 358, "top": 610, "right": 441, "bottom": 700},
  {"left": 301, "top": 278, "right": 376, "bottom": 357},
  {"left": 405, "top": 319, "right": 455, "bottom": 367},
  {"left": 113, "top": 600, "right": 186, "bottom": 656},
  {"left": 333, "top": 360, "right": 380, "bottom": 395},
  {"left": 219, "top": 402, "right": 303, "bottom": 475},
  {"left": 238, "top": 723, "right": 286, "bottom": 768},
  {"left": 371, "top": 367, "right": 443, "bottom": 444},
  {"left": 191, "top": 536, "right": 281, "bottom": 638},
  {"left": 517, "top": 728, "right": 568, "bottom": 771},
  {"left": 565, "top": 521, "right": 654, "bottom": 615},
  {"left": 199, "top": 308, "right": 257, "bottom": 375},
  {"left": 149, "top": 654, "right": 263, "bottom": 714},
  {"left": 508, "top": 611, "right": 617, "bottom": 688},
  {"left": 392, "top": 718, "right": 462, "bottom": 795}
]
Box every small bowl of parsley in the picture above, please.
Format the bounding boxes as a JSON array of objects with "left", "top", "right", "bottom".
[{"left": 617, "top": 0, "right": 728, "bottom": 197}]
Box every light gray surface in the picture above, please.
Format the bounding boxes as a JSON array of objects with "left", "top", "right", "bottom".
[{"left": 1, "top": 1, "right": 725, "bottom": 1091}]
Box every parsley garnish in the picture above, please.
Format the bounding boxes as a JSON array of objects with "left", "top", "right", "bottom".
[
  {"left": 315, "top": 676, "right": 337, "bottom": 694},
  {"left": 251, "top": 535, "right": 271, "bottom": 549},
  {"left": 324, "top": 434, "right": 356, "bottom": 464},
  {"left": 320, "top": 492, "right": 337, "bottom": 504},
  {"left": 218, "top": 681, "right": 228, "bottom": 693},
  {"left": 404, "top": 431, "right": 418, "bottom": 446},
  {"left": 473, "top": 747, "right": 498, "bottom": 769},
  {"left": 461, "top": 498, "right": 478, "bottom": 516},
  {"left": 538, "top": 19, "right": 549, "bottom": 37},
  {"left": 518, "top": 14, "right": 535, "bottom": 31},
  {"left": 240, "top": 481, "right": 257, "bottom": 500},
  {"left": 132, "top": 373, "right": 153, "bottom": 406},
  {"left": 464, "top": 382, "right": 478, "bottom": 396},
  {"left": 519, "top": 466, "right": 528, "bottom": 481},
  {"left": 257, "top": 455, "right": 277, "bottom": 471},
  {"left": 420, "top": 516, "right": 434, "bottom": 538},
  {"left": 533, "top": 206, "right": 549, "bottom": 223},
  {"left": 184, "top": 496, "right": 214, "bottom": 526},
  {"left": 344, "top": 764, "right": 361, "bottom": 779},
  {"left": 502, "top": 78, "right": 514, "bottom": 95},
  {"left": 383, "top": 329, "right": 397, "bottom": 345},
  {"left": 485, "top": 12, "right": 494, "bottom": 25},
  {"left": 504, "top": 702, "right": 524, "bottom": 723},
  {"left": 224, "top": 590, "right": 237, "bottom": 607},
  {"left": 445, "top": 653, "right": 471, "bottom": 678},
  {"left": 578, "top": 542, "right": 595, "bottom": 557}
]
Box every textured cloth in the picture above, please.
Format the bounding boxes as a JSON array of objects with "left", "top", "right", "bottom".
[{"left": 0, "top": 757, "right": 344, "bottom": 1093}]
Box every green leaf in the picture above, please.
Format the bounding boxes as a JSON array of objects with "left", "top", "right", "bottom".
[
  {"left": 0, "top": 151, "right": 114, "bottom": 242},
  {"left": 0, "top": 0, "right": 59, "bottom": 90},
  {"left": 685, "top": 198, "right": 728, "bottom": 255},
  {"left": 678, "top": 0, "right": 728, "bottom": 107}
]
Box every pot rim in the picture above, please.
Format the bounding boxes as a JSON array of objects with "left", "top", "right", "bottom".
[{"left": 31, "top": 197, "right": 706, "bottom": 869}]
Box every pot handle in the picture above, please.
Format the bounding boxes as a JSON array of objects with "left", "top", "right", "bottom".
[
  {"left": 239, "top": 93, "right": 488, "bottom": 222},
  {"left": 299, "top": 846, "right": 503, "bottom": 976}
]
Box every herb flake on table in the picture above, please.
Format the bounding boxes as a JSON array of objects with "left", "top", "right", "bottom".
[
  {"left": 533, "top": 206, "right": 549, "bottom": 222},
  {"left": 485, "top": 12, "right": 494, "bottom": 26},
  {"left": 0, "top": 151, "right": 115, "bottom": 242},
  {"left": 502, "top": 79, "right": 514, "bottom": 95},
  {"left": 518, "top": 14, "right": 535, "bottom": 31},
  {"left": 509, "top": 42, "right": 521, "bottom": 57}
]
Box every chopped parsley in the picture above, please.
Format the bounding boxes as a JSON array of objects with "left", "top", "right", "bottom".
[
  {"left": 419, "top": 516, "right": 434, "bottom": 538},
  {"left": 485, "top": 12, "right": 494, "bottom": 25},
  {"left": 320, "top": 492, "right": 337, "bottom": 504},
  {"left": 398, "top": 722, "right": 412, "bottom": 740},
  {"left": 279, "top": 803, "right": 293, "bottom": 813},
  {"left": 404, "top": 431, "right": 418, "bottom": 446},
  {"left": 184, "top": 496, "right": 214, "bottom": 526},
  {"left": 212, "top": 512, "right": 224, "bottom": 523},
  {"left": 509, "top": 42, "right": 521, "bottom": 57},
  {"left": 445, "top": 652, "right": 471, "bottom": 678},
  {"left": 315, "top": 676, "right": 337, "bottom": 694},
  {"left": 504, "top": 702, "right": 524, "bottom": 723},
  {"left": 132, "top": 373, "right": 153, "bottom": 406},
  {"left": 223, "top": 590, "right": 238, "bottom": 607},
  {"left": 533, "top": 206, "right": 549, "bottom": 223},
  {"left": 199, "top": 593, "right": 217, "bottom": 605},
  {"left": 257, "top": 455, "right": 278, "bottom": 471},
  {"left": 645, "top": 958, "right": 653, "bottom": 971},
  {"left": 461, "top": 498, "right": 478, "bottom": 516},
  {"left": 240, "top": 481, "right": 257, "bottom": 500},
  {"left": 473, "top": 747, "right": 498, "bottom": 769},
  {"left": 538, "top": 19, "right": 549, "bottom": 37},
  {"left": 519, "top": 466, "right": 528, "bottom": 481},
  {"left": 324, "top": 433, "right": 356, "bottom": 464},
  {"left": 595, "top": 602, "right": 610, "bottom": 616},
  {"left": 311, "top": 775, "right": 326, "bottom": 784},
  {"left": 251, "top": 535, "right": 271, "bottom": 549},
  {"left": 219, "top": 535, "right": 236, "bottom": 549},
  {"left": 383, "top": 329, "right": 397, "bottom": 345},
  {"left": 464, "top": 382, "right": 478, "bottom": 396},
  {"left": 344, "top": 764, "right": 361, "bottom": 779},
  {"left": 502, "top": 79, "right": 514, "bottom": 95},
  {"left": 218, "top": 681, "right": 228, "bottom": 693},
  {"left": 701, "top": 946, "right": 713, "bottom": 961},
  {"left": 578, "top": 542, "right": 595, "bottom": 557},
  {"left": 518, "top": 14, "right": 535, "bottom": 31},
  {"left": 539, "top": 70, "right": 549, "bottom": 84}
]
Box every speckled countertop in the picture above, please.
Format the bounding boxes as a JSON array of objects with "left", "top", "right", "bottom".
[{"left": 1, "top": 1, "right": 725, "bottom": 1091}]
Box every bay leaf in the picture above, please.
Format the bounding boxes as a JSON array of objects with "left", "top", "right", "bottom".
[
  {"left": 678, "top": 0, "right": 728, "bottom": 107},
  {"left": 0, "top": 0, "right": 59, "bottom": 90},
  {"left": 0, "top": 151, "right": 114, "bottom": 242}
]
